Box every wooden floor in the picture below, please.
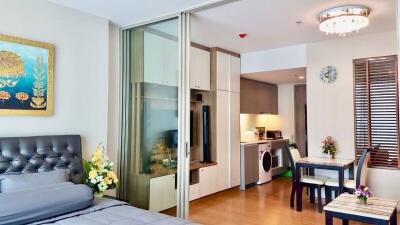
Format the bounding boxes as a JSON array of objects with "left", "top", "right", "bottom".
[{"left": 164, "top": 177, "right": 399, "bottom": 225}]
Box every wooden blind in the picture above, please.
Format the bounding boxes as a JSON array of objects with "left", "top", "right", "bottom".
[{"left": 354, "top": 55, "right": 399, "bottom": 168}]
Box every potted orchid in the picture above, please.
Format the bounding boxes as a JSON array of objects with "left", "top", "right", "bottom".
[
  {"left": 354, "top": 185, "right": 371, "bottom": 204},
  {"left": 322, "top": 136, "right": 337, "bottom": 159},
  {"left": 83, "top": 144, "right": 118, "bottom": 197}
]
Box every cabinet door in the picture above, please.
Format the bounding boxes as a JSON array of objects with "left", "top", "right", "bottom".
[
  {"left": 190, "top": 47, "right": 210, "bottom": 90},
  {"left": 199, "top": 165, "right": 218, "bottom": 197},
  {"left": 230, "top": 92, "right": 241, "bottom": 187},
  {"left": 216, "top": 90, "right": 230, "bottom": 191},
  {"left": 163, "top": 38, "right": 179, "bottom": 86},
  {"left": 144, "top": 31, "right": 164, "bottom": 85},
  {"left": 240, "top": 78, "right": 278, "bottom": 114},
  {"left": 189, "top": 183, "right": 200, "bottom": 201},
  {"left": 259, "top": 82, "right": 278, "bottom": 114},
  {"left": 144, "top": 31, "right": 178, "bottom": 86},
  {"left": 229, "top": 56, "right": 241, "bottom": 93},
  {"left": 240, "top": 78, "right": 259, "bottom": 113},
  {"left": 149, "top": 174, "right": 176, "bottom": 212},
  {"left": 216, "top": 52, "right": 230, "bottom": 91}
]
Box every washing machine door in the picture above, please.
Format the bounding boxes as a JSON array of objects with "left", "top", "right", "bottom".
[{"left": 262, "top": 151, "right": 272, "bottom": 172}]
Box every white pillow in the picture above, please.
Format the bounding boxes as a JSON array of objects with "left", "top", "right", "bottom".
[{"left": 0, "top": 169, "right": 68, "bottom": 193}]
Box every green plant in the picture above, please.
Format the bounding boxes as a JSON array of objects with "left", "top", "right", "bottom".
[{"left": 322, "top": 136, "right": 336, "bottom": 155}]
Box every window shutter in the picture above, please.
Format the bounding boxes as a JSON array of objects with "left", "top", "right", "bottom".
[
  {"left": 354, "top": 60, "right": 369, "bottom": 160},
  {"left": 353, "top": 55, "right": 399, "bottom": 168}
]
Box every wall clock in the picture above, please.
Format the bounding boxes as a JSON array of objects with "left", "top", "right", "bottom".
[{"left": 320, "top": 66, "right": 337, "bottom": 83}]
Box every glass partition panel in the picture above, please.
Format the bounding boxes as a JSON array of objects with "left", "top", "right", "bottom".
[{"left": 125, "top": 18, "right": 180, "bottom": 215}]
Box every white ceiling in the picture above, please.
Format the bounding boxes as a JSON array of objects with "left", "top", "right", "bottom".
[
  {"left": 241, "top": 67, "right": 307, "bottom": 84},
  {"left": 48, "top": 0, "right": 215, "bottom": 27},
  {"left": 191, "top": 0, "right": 396, "bottom": 53},
  {"left": 49, "top": 0, "right": 396, "bottom": 54}
]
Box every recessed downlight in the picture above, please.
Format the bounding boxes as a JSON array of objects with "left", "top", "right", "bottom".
[
  {"left": 294, "top": 74, "right": 305, "bottom": 79},
  {"left": 296, "top": 21, "right": 303, "bottom": 25}
]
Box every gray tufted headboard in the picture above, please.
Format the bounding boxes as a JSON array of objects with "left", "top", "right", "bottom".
[{"left": 0, "top": 135, "right": 83, "bottom": 184}]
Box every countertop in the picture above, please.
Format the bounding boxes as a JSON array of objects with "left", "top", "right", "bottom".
[
  {"left": 240, "top": 139, "right": 289, "bottom": 145},
  {"left": 190, "top": 161, "right": 217, "bottom": 171}
]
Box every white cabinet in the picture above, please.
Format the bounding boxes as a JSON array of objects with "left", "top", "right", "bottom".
[
  {"left": 216, "top": 90, "right": 230, "bottom": 191},
  {"left": 216, "top": 52, "right": 230, "bottom": 91},
  {"left": 215, "top": 51, "right": 241, "bottom": 92},
  {"left": 190, "top": 47, "right": 210, "bottom": 91},
  {"left": 230, "top": 92, "right": 241, "bottom": 187},
  {"left": 199, "top": 165, "right": 219, "bottom": 197},
  {"left": 213, "top": 50, "right": 241, "bottom": 191},
  {"left": 230, "top": 56, "right": 241, "bottom": 93},
  {"left": 149, "top": 174, "right": 176, "bottom": 212},
  {"left": 189, "top": 183, "right": 200, "bottom": 201},
  {"left": 144, "top": 31, "right": 178, "bottom": 86}
]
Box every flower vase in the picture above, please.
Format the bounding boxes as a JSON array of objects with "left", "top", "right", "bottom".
[
  {"left": 94, "top": 192, "right": 104, "bottom": 198},
  {"left": 358, "top": 198, "right": 367, "bottom": 204},
  {"left": 330, "top": 154, "right": 335, "bottom": 159}
]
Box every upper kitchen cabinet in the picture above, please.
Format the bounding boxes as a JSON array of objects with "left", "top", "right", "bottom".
[
  {"left": 240, "top": 78, "right": 278, "bottom": 114},
  {"left": 190, "top": 46, "right": 211, "bottom": 91},
  {"left": 144, "top": 31, "right": 178, "bottom": 86},
  {"left": 211, "top": 49, "right": 241, "bottom": 92}
]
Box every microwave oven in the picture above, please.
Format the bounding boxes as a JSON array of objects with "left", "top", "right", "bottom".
[{"left": 266, "top": 130, "right": 282, "bottom": 140}]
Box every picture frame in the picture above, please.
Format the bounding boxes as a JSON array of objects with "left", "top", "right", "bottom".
[{"left": 0, "top": 34, "right": 54, "bottom": 116}]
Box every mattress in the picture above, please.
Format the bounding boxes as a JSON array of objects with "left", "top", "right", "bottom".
[{"left": 30, "top": 198, "right": 198, "bottom": 225}]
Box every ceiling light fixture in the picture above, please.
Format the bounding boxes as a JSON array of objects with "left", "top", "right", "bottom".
[{"left": 319, "top": 5, "right": 370, "bottom": 36}]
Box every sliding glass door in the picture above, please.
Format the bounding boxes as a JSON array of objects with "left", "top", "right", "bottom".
[{"left": 119, "top": 14, "right": 190, "bottom": 218}]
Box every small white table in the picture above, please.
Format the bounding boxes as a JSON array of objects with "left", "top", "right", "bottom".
[{"left": 324, "top": 193, "right": 398, "bottom": 225}]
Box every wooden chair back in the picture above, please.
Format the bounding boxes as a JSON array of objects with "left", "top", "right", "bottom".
[{"left": 356, "top": 148, "right": 372, "bottom": 188}]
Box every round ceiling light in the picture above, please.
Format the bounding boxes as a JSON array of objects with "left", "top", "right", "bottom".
[{"left": 319, "top": 5, "right": 370, "bottom": 36}]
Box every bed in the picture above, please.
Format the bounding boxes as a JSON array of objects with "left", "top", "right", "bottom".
[{"left": 0, "top": 135, "right": 197, "bottom": 225}]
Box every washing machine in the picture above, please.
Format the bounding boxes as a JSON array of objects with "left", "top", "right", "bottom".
[{"left": 257, "top": 143, "right": 272, "bottom": 184}]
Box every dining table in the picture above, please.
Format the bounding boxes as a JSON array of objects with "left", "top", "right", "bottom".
[
  {"left": 295, "top": 156, "right": 355, "bottom": 212},
  {"left": 324, "top": 193, "right": 398, "bottom": 225}
]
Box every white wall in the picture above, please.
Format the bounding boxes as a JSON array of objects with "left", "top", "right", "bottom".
[
  {"left": 241, "top": 44, "right": 306, "bottom": 74},
  {"left": 0, "top": 0, "right": 115, "bottom": 160},
  {"left": 278, "top": 84, "right": 295, "bottom": 141},
  {"left": 306, "top": 31, "right": 400, "bottom": 201}
]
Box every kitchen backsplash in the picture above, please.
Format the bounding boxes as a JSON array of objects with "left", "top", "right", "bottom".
[{"left": 239, "top": 114, "right": 281, "bottom": 141}]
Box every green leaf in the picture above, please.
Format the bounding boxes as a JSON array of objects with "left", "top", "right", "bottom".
[{"left": 82, "top": 160, "right": 92, "bottom": 183}]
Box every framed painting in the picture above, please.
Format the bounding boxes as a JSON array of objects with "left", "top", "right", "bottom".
[{"left": 0, "top": 34, "right": 54, "bottom": 116}]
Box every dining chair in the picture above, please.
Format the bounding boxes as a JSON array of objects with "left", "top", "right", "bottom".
[
  {"left": 324, "top": 147, "right": 371, "bottom": 204},
  {"left": 285, "top": 143, "right": 327, "bottom": 213}
]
